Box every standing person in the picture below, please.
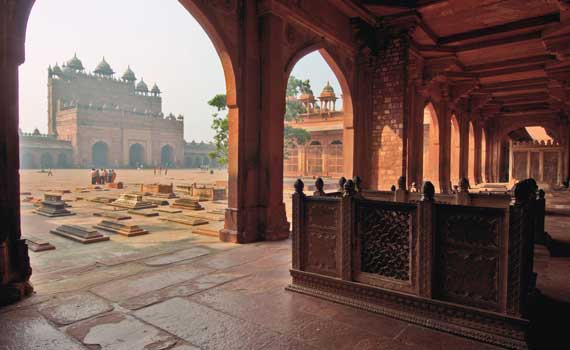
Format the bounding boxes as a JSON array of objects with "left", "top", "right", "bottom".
[
  {"left": 107, "top": 169, "right": 113, "bottom": 183},
  {"left": 47, "top": 168, "right": 53, "bottom": 176},
  {"left": 165, "top": 167, "right": 168, "bottom": 176},
  {"left": 153, "top": 166, "right": 156, "bottom": 176},
  {"left": 111, "top": 169, "right": 117, "bottom": 183},
  {"left": 159, "top": 166, "right": 162, "bottom": 176},
  {"left": 100, "top": 169, "right": 106, "bottom": 185},
  {"left": 94, "top": 168, "right": 100, "bottom": 184},
  {"left": 90, "top": 168, "right": 96, "bottom": 185}
]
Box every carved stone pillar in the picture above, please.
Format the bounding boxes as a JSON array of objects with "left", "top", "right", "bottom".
[{"left": 438, "top": 93, "right": 452, "bottom": 193}]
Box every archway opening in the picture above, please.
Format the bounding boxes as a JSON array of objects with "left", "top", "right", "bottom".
[
  {"left": 468, "top": 121, "right": 475, "bottom": 185},
  {"left": 92, "top": 142, "right": 109, "bottom": 168},
  {"left": 161, "top": 145, "right": 174, "bottom": 167},
  {"left": 129, "top": 143, "right": 145, "bottom": 168},
  {"left": 422, "top": 103, "right": 440, "bottom": 191},
  {"left": 450, "top": 114, "right": 460, "bottom": 188},
  {"left": 481, "top": 128, "right": 487, "bottom": 183},
  {"left": 57, "top": 153, "right": 68, "bottom": 168},
  {"left": 307, "top": 141, "right": 324, "bottom": 176},
  {"left": 21, "top": 153, "right": 35, "bottom": 169},
  {"left": 40, "top": 153, "right": 53, "bottom": 169}
]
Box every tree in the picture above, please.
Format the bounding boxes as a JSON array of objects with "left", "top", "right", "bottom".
[
  {"left": 208, "top": 94, "right": 229, "bottom": 165},
  {"left": 284, "top": 76, "right": 311, "bottom": 158}
]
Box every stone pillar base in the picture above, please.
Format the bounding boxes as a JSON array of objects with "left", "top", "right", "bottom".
[
  {"left": 0, "top": 240, "right": 33, "bottom": 306},
  {"left": 219, "top": 207, "right": 261, "bottom": 243},
  {"left": 264, "top": 202, "right": 290, "bottom": 241}
]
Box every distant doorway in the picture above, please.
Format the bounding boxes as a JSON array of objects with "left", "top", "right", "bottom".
[
  {"left": 129, "top": 143, "right": 145, "bottom": 168},
  {"left": 40, "top": 153, "right": 53, "bottom": 169},
  {"left": 161, "top": 145, "right": 174, "bottom": 167},
  {"left": 92, "top": 142, "right": 109, "bottom": 168}
]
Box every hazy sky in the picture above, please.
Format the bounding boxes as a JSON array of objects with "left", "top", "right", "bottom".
[{"left": 19, "top": 0, "right": 342, "bottom": 142}]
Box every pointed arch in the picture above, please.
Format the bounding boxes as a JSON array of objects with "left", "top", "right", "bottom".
[
  {"left": 450, "top": 114, "right": 460, "bottom": 187},
  {"left": 468, "top": 121, "right": 476, "bottom": 184},
  {"left": 422, "top": 102, "right": 440, "bottom": 190}
]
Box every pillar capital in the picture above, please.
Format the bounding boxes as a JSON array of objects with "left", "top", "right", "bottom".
[{"left": 0, "top": 0, "right": 34, "bottom": 67}]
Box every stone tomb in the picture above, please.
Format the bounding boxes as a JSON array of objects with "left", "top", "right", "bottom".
[
  {"left": 110, "top": 194, "right": 157, "bottom": 210},
  {"left": 154, "top": 207, "right": 182, "bottom": 214},
  {"left": 170, "top": 198, "right": 204, "bottom": 211},
  {"left": 33, "top": 193, "right": 75, "bottom": 217},
  {"left": 177, "top": 183, "right": 226, "bottom": 201},
  {"left": 93, "top": 212, "right": 132, "bottom": 220},
  {"left": 140, "top": 183, "right": 176, "bottom": 198},
  {"left": 159, "top": 215, "right": 208, "bottom": 226},
  {"left": 144, "top": 197, "right": 170, "bottom": 206},
  {"left": 128, "top": 209, "right": 159, "bottom": 217},
  {"left": 90, "top": 197, "right": 116, "bottom": 204},
  {"left": 94, "top": 220, "right": 149, "bottom": 237},
  {"left": 50, "top": 224, "right": 109, "bottom": 244},
  {"left": 24, "top": 236, "right": 56, "bottom": 252}
]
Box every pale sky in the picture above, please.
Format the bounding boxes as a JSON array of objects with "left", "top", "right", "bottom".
[{"left": 19, "top": 0, "right": 342, "bottom": 142}]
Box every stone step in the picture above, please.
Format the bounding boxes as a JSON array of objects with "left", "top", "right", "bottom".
[
  {"left": 154, "top": 207, "right": 182, "bottom": 214},
  {"left": 93, "top": 212, "right": 132, "bottom": 220},
  {"left": 94, "top": 220, "right": 149, "bottom": 237},
  {"left": 159, "top": 215, "right": 208, "bottom": 226},
  {"left": 128, "top": 209, "right": 159, "bottom": 217},
  {"left": 184, "top": 211, "right": 224, "bottom": 222},
  {"left": 145, "top": 198, "right": 170, "bottom": 206},
  {"left": 171, "top": 198, "right": 204, "bottom": 211},
  {"left": 89, "top": 197, "right": 116, "bottom": 204},
  {"left": 50, "top": 224, "right": 109, "bottom": 244}
]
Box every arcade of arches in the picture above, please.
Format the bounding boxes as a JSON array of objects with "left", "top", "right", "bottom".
[{"left": 2, "top": 0, "right": 570, "bottom": 318}]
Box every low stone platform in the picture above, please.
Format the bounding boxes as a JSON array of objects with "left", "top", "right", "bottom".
[
  {"left": 128, "top": 209, "right": 159, "bottom": 217},
  {"left": 89, "top": 197, "right": 116, "bottom": 204},
  {"left": 159, "top": 215, "right": 208, "bottom": 226},
  {"left": 154, "top": 207, "right": 182, "bottom": 214},
  {"left": 184, "top": 211, "right": 224, "bottom": 222},
  {"left": 33, "top": 193, "right": 75, "bottom": 217},
  {"left": 171, "top": 198, "right": 204, "bottom": 211},
  {"left": 93, "top": 220, "right": 149, "bottom": 237},
  {"left": 93, "top": 212, "right": 131, "bottom": 220},
  {"left": 24, "top": 236, "right": 55, "bottom": 252},
  {"left": 192, "top": 227, "right": 219, "bottom": 237},
  {"left": 144, "top": 198, "right": 170, "bottom": 206},
  {"left": 110, "top": 194, "right": 157, "bottom": 210},
  {"left": 50, "top": 224, "right": 109, "bottom": 244}
]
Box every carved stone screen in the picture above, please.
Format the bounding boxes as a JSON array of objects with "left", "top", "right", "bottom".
[
  {"left": 434, "top": 204, "right": 504, "bottom": 311},
  {"left": 356, "top": 202, "right": 415, "bottom": 282},
  {"left": 543, "top": 151, "right": 559, "bottom": 184},
  {"left": 512, "top": 152, "right": 527, "bottom": 180},
  {"left": 302, "top": 200, "right": 340, "bottom": 277}
]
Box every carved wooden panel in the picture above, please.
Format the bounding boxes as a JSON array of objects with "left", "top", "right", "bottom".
[
  {"left": 302, "top": 199, "right": 340, "bottom": 277},
  {"left": 434, "top": 204, "right": 505, "bottom": 311}
]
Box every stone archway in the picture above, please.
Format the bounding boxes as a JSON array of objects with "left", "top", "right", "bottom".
[
  {"left": 161, "top": 145, "right": 174, "bottom": 167},
  {"left": 92, "top": 142, "right": 109, "bottom": 168},
  {"left": 57, "top": 153, "right": 68, "bottom": 168},
  {"left": 129, "top": 144, "right": 145, "bottom": 168},
  {"left": 481, "top": 128, "right": 487, "bottom": 182},
  {"left": 422, "top": 103, "right": 440, "bottom": 191},
  {"left": 450, "top": 115, "right": 460, "bottom": 188},
  {"left": 468, "top": 121, "right": 476, "bottom": 185},
  {"left": 40, "top": 153, "right": 53, "bottom": 169},
  {"left": 21, "top": 152, "right": 35, "bottom": 169}
]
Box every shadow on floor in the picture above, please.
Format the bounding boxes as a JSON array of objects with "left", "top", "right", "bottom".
[
  {"left": 544, "top": 233, "right": 570, "bottom": 257},
  {"left": 527, "top": 292, "right": 570, "bottom": 349}
]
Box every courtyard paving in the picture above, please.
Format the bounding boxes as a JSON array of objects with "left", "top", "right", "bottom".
[{"left": 0, "top": 170, "right": 568, "bottom": 349}]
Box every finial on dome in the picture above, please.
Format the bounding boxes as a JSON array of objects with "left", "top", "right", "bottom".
[{"left": 94, "top": 57, "right": 114, "bottom": 76}]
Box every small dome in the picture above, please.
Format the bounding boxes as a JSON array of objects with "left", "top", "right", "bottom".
[
  {"left": 66, "top": 53, "right": 84, "bottom": 71},
  {"left": 94, "top": 57, "right": 114, "bottom": 76},
  {"left": 320, "top": 81, "right": 336, "bottom": 98},
  {"left": 299, "top": 92, "right": 315, "bottom": 102},
  {"left": 151, "top": 83, "right": 161, "bottom": 95},
  {"left": 52, "top": 63, "right": 63, "bottom": 76},
  {"left": 33, "top": 128, "right": 40, "bottom": 136},
  {"left": 122, "top": 66, "right": 136, "bottom": 82},
  {"left": 135, "top": 78, "right": 149, "bottom": 93}
]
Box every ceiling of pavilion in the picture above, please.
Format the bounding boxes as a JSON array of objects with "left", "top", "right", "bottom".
[{"left": 336, "top": 0, "right": 570, "bottom": 124}]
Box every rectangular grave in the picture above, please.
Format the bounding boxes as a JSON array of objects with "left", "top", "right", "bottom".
[
  {"left": 159, "top": 215, "right": 208, "bottom": 226},
  {"left": 192, "top": 227, "right": 219, "bottom": 237},
  {"left": 90, "top": 197, "right": 116, "bottom": 204},
  {"left": 154, "top": 207, "right": 182, "bottom": 214},
  {"left": 140, "top": 183, "right": 176, "bottom": 198},
  {"left": 184, "top": 211, "right": 224, "bottom": 222},
  {"left": 93, "top": 212, "right": 132, "bottom": 220},
  {"left": 34, "top": 193, "right": 75, "bottom": 217},
  {"left": 145, "top": 197, "right": 170, "bottom": 206},
  {"left": 25, "top": 236, "right": 56, "bottom": 252},
  {"left": 50, "top": 224, "right": 109, "bottom": 244},
  {"left": 177, "top": 183, "right": 226, "bottom": 201},
  {"left": 110, "top": 193, "right": 157, "bottom": 210},
  {"left": 94, "top": 220, "right": 149, "bottom": 237},
  {"left": 171, "top": 198, "right": 204, "bottom": 211},
  {"left": 128, "top": 209, "right": 159, "bottom": 217}
]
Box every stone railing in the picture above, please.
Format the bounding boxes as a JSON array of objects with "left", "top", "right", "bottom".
[{"left": 288, "top": 176, "right": 542, "bottom": 350}]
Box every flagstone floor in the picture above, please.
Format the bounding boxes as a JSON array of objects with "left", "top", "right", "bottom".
[{"left": 1, "top": 171, "right": 569, "bottom": 349}]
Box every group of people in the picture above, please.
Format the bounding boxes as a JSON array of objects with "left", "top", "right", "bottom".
[
  {"left": 153, "top": 166, "right": 168, "bottom": 176},
  {"left": 90, "top": 168, "right": 117, "bottom": 185}
]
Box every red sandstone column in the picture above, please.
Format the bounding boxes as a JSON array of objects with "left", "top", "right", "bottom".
[
  {"left": 438, "top": 97, "right": 451, "bottom": 193},
  {"left": 257, "top": 13, "right": 289, "bottom": 241}
]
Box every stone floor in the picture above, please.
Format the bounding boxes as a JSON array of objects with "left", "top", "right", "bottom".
[{"left": 1, "top": 171, "right": 569, "bottom": 349}]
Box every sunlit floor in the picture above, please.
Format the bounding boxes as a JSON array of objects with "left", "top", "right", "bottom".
[{"left": 0, "top": 170, "right": 568, "bottom": 349}]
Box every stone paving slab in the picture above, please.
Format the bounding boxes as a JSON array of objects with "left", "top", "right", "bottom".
[
  {"left": 135, "top": 297, "right": 279, "bottom": 350},
  {"left": 66, "top": 312, "right": 179, "bottom": 350},
  {"left": 90, "top": 263, "right": 213, "bottom": 302},
  {"left": 37, "top": 291, "right": 113, "bottom": 325},
  {"left": 0, "top": 309, "right": 86, "bottom": 350},
  {"left": 143, "top": 247, "right": 211, "bottom": 266},
  {"left": 120, "top": 271, "right": 246, "bottom": 310}
]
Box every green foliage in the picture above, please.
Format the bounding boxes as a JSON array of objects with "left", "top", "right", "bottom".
[
  {"left": 284, "top": 99, "right": 306, "bottom": 122},
  {"left": 208, "top": 94, "right": 229, "bottom": 165}
]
